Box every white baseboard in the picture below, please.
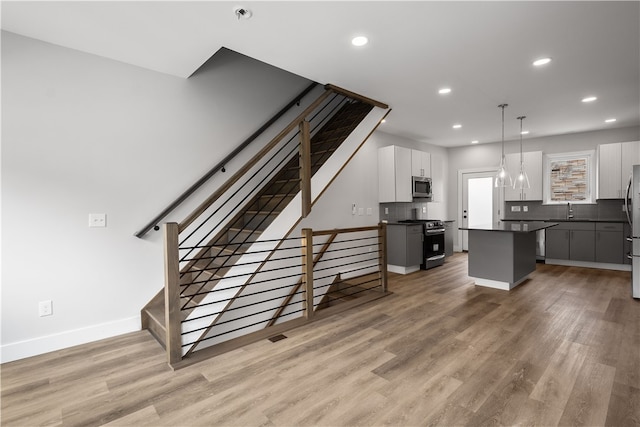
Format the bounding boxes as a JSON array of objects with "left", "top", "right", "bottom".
[
  {"left": 387, "top": 264, "right": 420, "bottom": 275},
  {"left": 470, "top": 275, "right": 529, "bottom": 291},
  {"left": 544, "top": 259, "right": 632, "bottom": 272},
  {"left": 1, "top": 315, "right": 141, "bottom": 363}
]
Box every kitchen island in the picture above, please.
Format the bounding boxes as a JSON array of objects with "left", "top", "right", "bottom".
[{"left": 460, "top": 221, "right": 558, "bottom": 290}]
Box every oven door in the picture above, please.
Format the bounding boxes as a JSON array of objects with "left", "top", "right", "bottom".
[{"left": 422, "top": 229, "right": 445, "bottom": 269}]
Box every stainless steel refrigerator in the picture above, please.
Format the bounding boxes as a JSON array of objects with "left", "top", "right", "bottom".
[{"left": 625, "top": 164, "right": 640, "bottom": 298}]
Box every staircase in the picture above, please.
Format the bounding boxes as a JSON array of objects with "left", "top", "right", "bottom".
[{"left": 141, "top": 96, "right": 380, "bottom": 353}]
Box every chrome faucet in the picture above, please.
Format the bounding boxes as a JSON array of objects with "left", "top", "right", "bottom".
[{"left": 567, "top": 202, "right": 574, "bottom": 220}]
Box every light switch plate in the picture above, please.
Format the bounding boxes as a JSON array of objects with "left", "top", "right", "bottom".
[
  {"left": 39, "top": 300, "right": 52, "bottom": 317},
  {"left": 523, "top": 206, "right": 528, "bottom": 212}
]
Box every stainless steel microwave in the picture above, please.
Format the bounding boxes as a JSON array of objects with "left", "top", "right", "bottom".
[{"left": 412, "top": 176, "right": 432, "bottom": 200}]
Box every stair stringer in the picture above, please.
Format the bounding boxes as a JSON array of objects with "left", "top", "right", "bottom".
[{"left": 180, "top": 106, "right": 390, "bottom": 356}]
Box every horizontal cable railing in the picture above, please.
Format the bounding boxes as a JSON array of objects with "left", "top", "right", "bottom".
[
  {"left": 157, "top": 84, "right": 389, "bottom": 367},
  {"left": 162, "top": 223, "right": 388, "bottom": 367},
  {"left": 134, "top": 82, "right": 319, "bottom": 238}
]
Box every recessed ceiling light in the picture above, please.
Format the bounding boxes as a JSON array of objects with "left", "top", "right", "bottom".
[
  {"left": 605, "top": 118, "right": 617, "bottom": 123},
  {"left": 582, "top": 96, "right": 597, "bottom": 103},
  {"left": 533, "top": 57, "right": 551, "bottom": 66},
  {"left": 351, "top": 36, "right": 368, "bottom": 47},
  {"left": 520, "top": 130, "right": 530, "bottom": 135},
  {"left": 471, "top": 140, "right": 479, "bottom": 144},
  {"left": 438, "top": 88, "right": 452, "bottom": 95},
  {"left": 452, "top": 124, "right": 462, "bottom": 129}
]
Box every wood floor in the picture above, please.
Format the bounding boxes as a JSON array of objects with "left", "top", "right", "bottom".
[{"left": 2, "top": 253, "right": 639, "bottom": 426}]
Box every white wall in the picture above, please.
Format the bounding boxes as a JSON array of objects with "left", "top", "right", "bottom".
[
  {"left": 0, "top": 32, "right": 313, "bottom": 362},
  {"left": 446, "top": 126, "right": 640, "bottom": 249}
]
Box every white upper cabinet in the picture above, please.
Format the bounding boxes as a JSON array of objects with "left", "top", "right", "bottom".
[
  {"left": 504, "top": 151, "right": 543, "bottom": 201},
  {"left": 598, "top": 141, "right": 640, "bottom": 199},
  {"left": 621, "top": 141, "right": 640, "bottom": 193},
  {"left": 411, "top": 149, "right": 431, "bottom": 177},
  {"left": 378, "top": 145, "right": 412, "bottom": 203}
]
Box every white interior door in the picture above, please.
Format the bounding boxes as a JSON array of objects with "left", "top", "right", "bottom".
[{"left": 461, "top": 171, "right": 501, "bottom": 250}]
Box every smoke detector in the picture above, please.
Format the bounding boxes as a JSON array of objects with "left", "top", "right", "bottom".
[{"left": 234, "top": 7, "right": 252, "bottom": 20}]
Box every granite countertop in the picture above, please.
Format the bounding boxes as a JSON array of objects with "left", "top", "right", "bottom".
[
  {"left": 459, "top": 221, "right": 558, "bottom": 233},
  {"left": 502, "top": 218, "right": 628, "bottom": 223}
]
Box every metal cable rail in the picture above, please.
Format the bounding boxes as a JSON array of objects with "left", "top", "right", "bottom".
[
  {"left": 176, "top": 93, "right": 349, "bottom": 270},
  {"left": 180, "top": 229, "right": 385, "bottom": 348},
  {"left": 177, "top": 95, "right": 355, "bottom": 307},
  {"left": 158, "top": 82, "right": 390, "bottom": 367},
  {"left": 134, "top": 82, "right": 319, "bottom": 238},
  {"left": 178, "top": 226, "right": 385, "bottom": 349}
]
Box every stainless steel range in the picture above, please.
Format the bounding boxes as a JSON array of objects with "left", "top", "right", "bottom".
[{"left": 399, "top": 219, "right": 446, "bottom": 270}]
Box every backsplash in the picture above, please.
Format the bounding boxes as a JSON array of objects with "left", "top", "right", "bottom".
[
  {"left": 379, "top": 202, "right": 430, "bottom": 222},
  {"left": 503, "top": 199, "right": 627, "bottom": 221}
]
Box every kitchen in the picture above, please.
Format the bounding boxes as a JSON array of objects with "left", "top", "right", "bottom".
[{"left": 376, "top": 135, "right": 640, "bottom": 298}]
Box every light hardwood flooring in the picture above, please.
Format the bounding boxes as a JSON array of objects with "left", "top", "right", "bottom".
[{"left": 2, "top": 253, "right": 639, "bottom": 426}]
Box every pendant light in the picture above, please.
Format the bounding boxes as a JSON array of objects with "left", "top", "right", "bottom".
[
  {"left": 514, "top": 116, "right": 530, "bottom": 189},
  {"left": 495, "top": 104, "right": 512, "bottom": 188}
]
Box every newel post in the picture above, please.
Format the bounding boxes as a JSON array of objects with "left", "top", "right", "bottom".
[
  {"left": 378, "top": 222, "right": 388, "bottom": 293},
  {"left": 163, "top": 222, "right": 182, "bottom": 365},
  {"left": 299, "top": 120, "right": 312, "bottom": 218},
  {"left": 301, "top": 228, "right": 314, "bottom": 319}
]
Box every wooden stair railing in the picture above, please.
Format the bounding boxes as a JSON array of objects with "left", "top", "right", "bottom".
[
  {"left": 162, "top": 224, "right": 389, "bottom": 369},
  {"left": 179, "top": 84, "right": 387, "bottom": 233},
  {"left": 135, "top": 82, "right": 319, "bottom": 238},
  {"left": 145, "top": 84, "right": 389, "bottom": 367}
]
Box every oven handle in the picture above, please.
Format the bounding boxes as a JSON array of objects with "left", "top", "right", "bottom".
[
  {"left": 426, "top": 254, "right": 445, "bottom": 261},
  {"left": 425, "top": 229, "right": 446, "bottom": 234}
]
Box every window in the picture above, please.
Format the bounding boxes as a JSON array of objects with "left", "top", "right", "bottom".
[{"left": 543, "top": 151, "right": 595, "bottom": 204}]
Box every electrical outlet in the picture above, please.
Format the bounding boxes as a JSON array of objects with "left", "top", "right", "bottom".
[
  {"left": 384, "top": 207, "right": 389, "bottom": 215},
  {"left": 422, "top": 206, "right": 427, "bottom": 213},
  {"left": 89, "top": 213, "right": 107, "bottom": 228},
  {"left": 39, "top": 300, "right": 53, "bottom": 317},
  {"left": 523, "top": 206, "right": 528, "bottom": 212},
  {"left": 358, "top": 208, "right": 364, "bottom": 216},
  {"left": 511, "top": 206, "right": 521, "bottom": 212}
]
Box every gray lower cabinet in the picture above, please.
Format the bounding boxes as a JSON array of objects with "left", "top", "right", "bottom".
[
  {"left": 571, "top": 229, "right": 595, "bottom": 262},
  {"left": 387, "top": 224, "right": 423, "bottom": 267},
  {"left": 546, "top": 222, "right": 595, "bottom": 262},
  {"left": 596, "top": 223, "right": 624, "bottom": 264},
  {"left": 545, "top": 228, "right": 570, "bottom": 259},
  {"left": 546, "top": 221, "right": 627, "bottom": 264}
]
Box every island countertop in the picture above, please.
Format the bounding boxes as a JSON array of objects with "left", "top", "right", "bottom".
[{"left": 459, "top": 221, "right": 558, "bottom": 233}]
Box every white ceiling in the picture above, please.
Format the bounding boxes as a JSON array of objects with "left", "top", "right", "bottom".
[{"left": 2, "top": 1, "right": 639, "bottom": 147}]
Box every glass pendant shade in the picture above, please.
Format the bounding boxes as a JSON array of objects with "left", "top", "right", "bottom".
[
  {"left": 495, "top": 155, "right": 512, "bottom": 188},
  {"left": 513, "top": 115, "right": 530, "bottom": 190},
  {"left": 514, "top": 162, "right": 530, "bottom": 189},
  {"left": 495, "top": 104, "right": 512, "bottom": 187}
]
